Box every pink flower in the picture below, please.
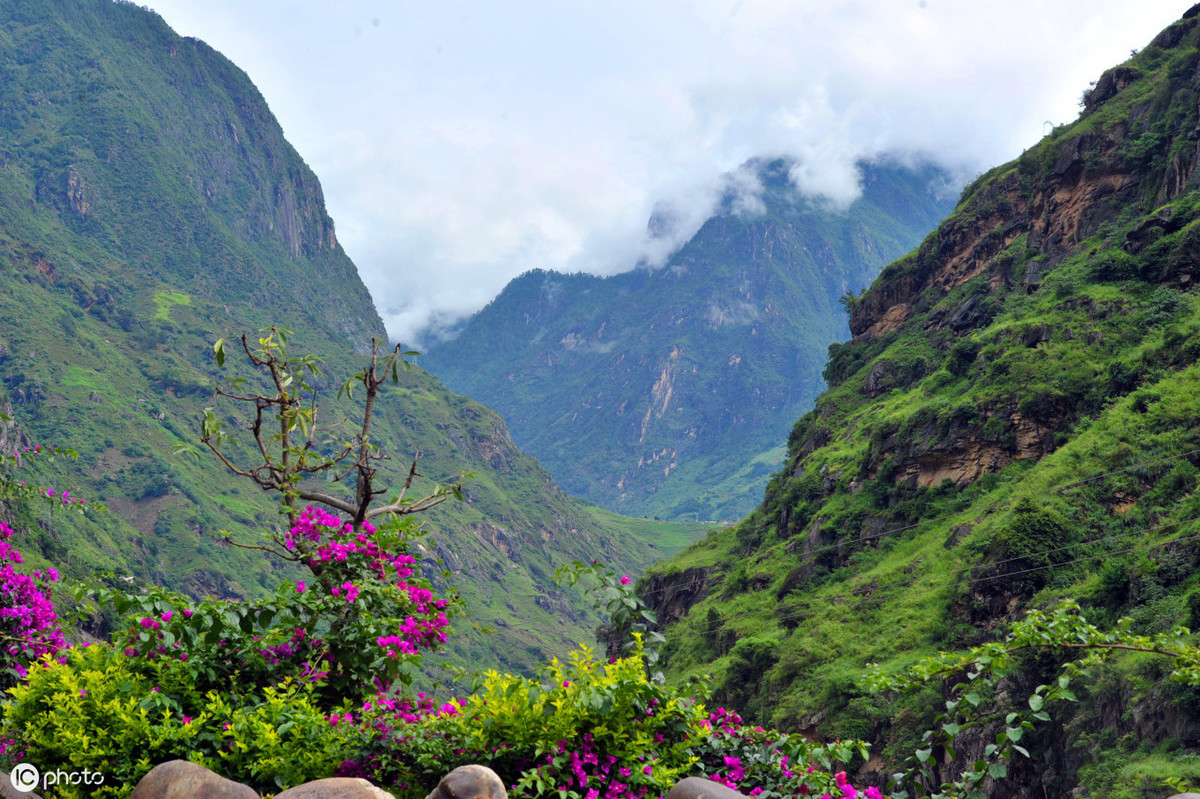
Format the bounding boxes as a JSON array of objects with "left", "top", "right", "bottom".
[
  {"left": 620, "top": 575, "right": 632, "bottom": 585},
  {"left": 296, "top": 581, "right": 306, "bottom": 592},
  {"left": 161, "top": 611, "right": 172, "bottom": 622}
]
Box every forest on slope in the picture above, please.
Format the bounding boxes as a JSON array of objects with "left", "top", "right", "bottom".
[{"left": 644, "top": 7, "right": 1200, "bottom": 796}]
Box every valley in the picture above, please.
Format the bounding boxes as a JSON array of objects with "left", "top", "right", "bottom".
[{"left": 1, "top": 1, "right": 1200, "bottom": 798}]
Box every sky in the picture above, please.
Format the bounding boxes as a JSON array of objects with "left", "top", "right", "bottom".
[{"left": 140, "top": 0, "right": 1193, "bottom": 345}]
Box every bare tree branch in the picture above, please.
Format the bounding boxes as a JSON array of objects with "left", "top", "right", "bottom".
[{"left": 199, "top": 328, "right": 465, "bottom": 555}]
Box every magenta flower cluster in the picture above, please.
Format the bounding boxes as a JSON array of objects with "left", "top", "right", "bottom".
[
  {"left": 0, "top": 521, "right": 66, "bottom": 680},
  {"left": 699, "top": 707, "right": 881, "bottom": 798},
  {"left": 539, "top": 734, "right": 658, "bottom": 799},
  {"left": 285, "top": 506, "right": 450, "bottom": 658}
]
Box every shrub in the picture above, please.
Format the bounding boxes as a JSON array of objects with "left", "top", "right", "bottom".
[
  {"left": 991, "top": 498, "right": 1080, "bottom": 592},
  {"left": 93, "top": 507, "right": 456, "bottom": 710},
  {"left": 347, "top": 643, "right": 869, "bottom": 799},
  {"left": 2, "top": 644, "right": 357, "bottom": 796},
  {"left": 945, "top": 340, "right": 980, "bottom": 378}
]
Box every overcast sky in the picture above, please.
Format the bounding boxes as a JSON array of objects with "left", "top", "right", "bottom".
[{"left": 140, "top": 0, "right": 1191, "bottom": 344}]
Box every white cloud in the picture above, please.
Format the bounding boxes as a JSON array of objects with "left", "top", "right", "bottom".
[{"left": 141, "top": 0, "right": 1193, "bottom": 344}]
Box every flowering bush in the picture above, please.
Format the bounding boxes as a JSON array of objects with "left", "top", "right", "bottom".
[
  {"left": 402, "top": 642, "right": 703, "bottom": 798},
  {"left": 0, "top": 443, "right": 89, "bottom": 688},
  {"left": 691, "top": 707, "right": 873, "bottom": 799},
  {"left": 88, "top": 506, "right": 456, "bottom": 709},
  {"left": 0, "top": 444, "right": 89, "bottom": 511},
  {"left": 330, "top": 640, "right": 874, "bottom": 799},
  {"left": 3, "top": 643, "right": 357, "bottom": 796},
  {"left": 0, "top": 520, "right": 65, "bottom": 687}
]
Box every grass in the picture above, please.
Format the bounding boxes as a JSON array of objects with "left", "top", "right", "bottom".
[
  {"left": 152, "top": 290, "right": 191, "bottom": 321},
  {"left": 579, "top": 505, "right": 714, "bottom": 557}
]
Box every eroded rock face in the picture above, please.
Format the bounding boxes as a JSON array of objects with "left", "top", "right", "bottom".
[
  {"left": 639, "top": 566, "right": 716, "bottom": 629},
  {"left": 424, "top": 765, "right": 508, "bottom": 799},
  {"left": 128, "top": 760, "right": 257, "bottom": 799}
]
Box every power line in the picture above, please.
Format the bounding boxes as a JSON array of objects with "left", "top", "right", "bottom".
[
  {"left": 625, "top": 442, "right": 1200, "bottom": 604},
  {"left": 650, "top": 516, "right": 1200, "bottom": 637}
]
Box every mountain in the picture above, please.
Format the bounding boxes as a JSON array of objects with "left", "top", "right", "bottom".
[
  {"left": 422, "top": 160, "right": 956, "bottom": 522},
  {"left": 641, "top": 8, "right": 1200, "bottom": 796},
  {"left": 0, "top": 0, "right": 702, "bottom": 674}
]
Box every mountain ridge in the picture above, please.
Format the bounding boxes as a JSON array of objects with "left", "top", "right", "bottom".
[
  {"left": 0, "top": 0, "right": 695, "bottom": 675},
  {"left": 641, "top": 7, "right": 1200, "bottom": 796},
  {"left": 423, "top": 159, "right": 957, "bottom": 521}
]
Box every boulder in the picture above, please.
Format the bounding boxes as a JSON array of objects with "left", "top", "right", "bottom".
[
  {"left": 276, "top": 777, "right": 396, "bottom": 799},
  {"left": 666, "top": 777, "right": 750, "bottom": 799},
  {"left": 424, "top": 765, "right": 507, "bottom": 799},
  {"left": 129, "top": 760, "right": 257, "bottom": 799},
  {"left": 1, "top": 770, "right": 42, "bottom": 798}
]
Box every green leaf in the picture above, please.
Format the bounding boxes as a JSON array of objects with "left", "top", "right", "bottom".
[
  {"left": 1028, "top": 694, "right": 1044, "bottom": 711},
  {"left": 988, "top": 763, "right": 1007, "bottom": 779}
]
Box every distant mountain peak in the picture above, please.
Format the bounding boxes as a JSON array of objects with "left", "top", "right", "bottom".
[{"left": 423, "top": 159, "right": 956, "bottom": 521}]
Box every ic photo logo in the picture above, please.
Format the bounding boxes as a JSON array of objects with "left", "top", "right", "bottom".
[
  {"left": 8, "top": 763, "right": 105, "bottom": 793},
  {"left": 9, "top": 763, "right": 38, "bottom": 793}
]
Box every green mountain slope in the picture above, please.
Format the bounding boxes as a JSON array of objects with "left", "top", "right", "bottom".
[
  {"left": 0, "top": 0, "right": 697, "bottom": 675},
  {"left": 644, "top": 8, "right": 1200, "bottom": 796},
  {"left": 423, "top": 161, "right": 956, "bottom": 522}
]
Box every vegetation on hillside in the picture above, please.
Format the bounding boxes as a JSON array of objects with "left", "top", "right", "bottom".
[
  {"left": 645, "top": 9, "right": 1200, "bottom": 797},
  {"left": 0, "top": 0, "right": 704, "bottom": 677}
]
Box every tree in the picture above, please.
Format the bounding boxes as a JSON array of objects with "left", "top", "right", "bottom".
[
  {"left": 198, "top": 326, "right": 462, "bottom": 551},
  {"left": 95, "top": 327, "right": 466, "bottom": 705}
]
